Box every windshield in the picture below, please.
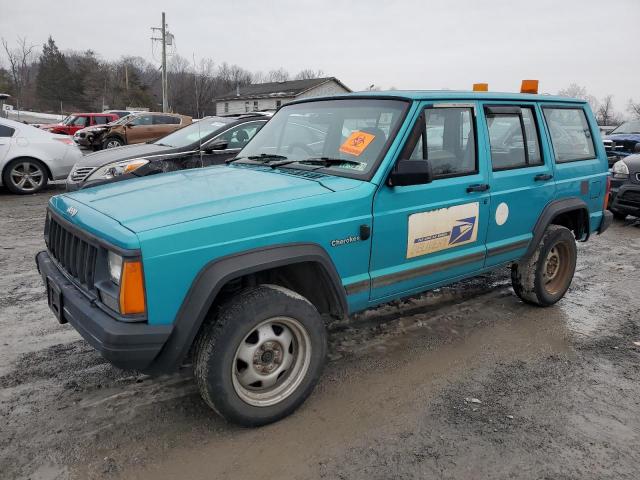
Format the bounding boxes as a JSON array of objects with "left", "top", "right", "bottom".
[
  {"left": 236, "top": 99, "right": 408, "bottom": 177},
  {"left": 62, "top": 115, "right": 77, "bottom": 125},
  {"left": 610, "top": 120, "right": 640, "bottom": 135},
  {"left": 154, "top": 117, "right": 231, "bottom": 147}
]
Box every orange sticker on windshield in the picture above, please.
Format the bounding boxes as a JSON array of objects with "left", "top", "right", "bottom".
[{"left": 339, "top": 131, "right": 376, "bottom": 156}]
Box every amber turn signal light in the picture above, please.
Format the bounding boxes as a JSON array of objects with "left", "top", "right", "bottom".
[
  {"left": 473, "top": 83, "right": 488, "bottom": 92},
  {"left": 521, "top": 80, "right": 539, "bottom": 94},
  {"left": 119, "top": 260, "right": 146, "bottom": 315}
]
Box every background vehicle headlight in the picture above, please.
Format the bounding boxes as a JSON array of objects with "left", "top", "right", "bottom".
[
  {"left": 85, "top": 159, "right": 149, "bottom": 181},
  {"left": 108, "top": 251, "right": 123, "bottom": 285},
  {"left": 612, "top": 160, "right": 629, "bottom": 177}
]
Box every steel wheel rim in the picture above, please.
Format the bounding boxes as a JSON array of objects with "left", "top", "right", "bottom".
[
  {"left": 542, "top": 242, "right": 571, "bottom": 295},
  {"left": 232, "top": 316, "right": 311, "bottom": 407},
  {"left": 105, "top": 140, "right": 121, "bottom": 148},
  {"left": 10, "top": 162, "right": 44, "bottom": 192}
]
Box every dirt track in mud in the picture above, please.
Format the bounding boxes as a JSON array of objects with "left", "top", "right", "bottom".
[{"left": 1, "top": 184, "right": 639, "bottom": 480}]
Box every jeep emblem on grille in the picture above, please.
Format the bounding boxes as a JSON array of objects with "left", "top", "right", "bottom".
[{"left": 66, "top": 206, "right": 78, "bottom": 217}]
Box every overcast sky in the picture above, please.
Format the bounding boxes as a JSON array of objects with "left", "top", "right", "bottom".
[{"left": 2, "top": 0, "right": 638, "bottom": 113}]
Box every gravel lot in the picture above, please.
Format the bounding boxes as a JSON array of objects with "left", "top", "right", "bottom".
[{"left": 1, "top": 184, "right": 639, "bottom": 480}]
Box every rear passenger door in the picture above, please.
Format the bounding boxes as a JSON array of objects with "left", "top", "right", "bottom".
[
  {"left": 481, "top": 103, "right": 555, "bottom": 267},
  {"left": 370, "top": 103, "right": 490, "bottom": 302}
]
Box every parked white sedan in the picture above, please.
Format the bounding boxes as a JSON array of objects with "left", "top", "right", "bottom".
[{"left": 0, "top": 118, "right": 82, "bottom": 194}]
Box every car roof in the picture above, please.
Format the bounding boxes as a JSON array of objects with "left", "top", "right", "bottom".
[{"left": 288, "top": 90, "right": 588, "bottom": 105}]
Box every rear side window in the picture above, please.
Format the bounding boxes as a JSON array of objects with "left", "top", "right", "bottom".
[
  {"left": 0, "top": 125, "right": 15, "bottom": 137},
  {"left": 409, "top": 106, "right": 477, "bottom": 178},
  {"left": 543, "top": 107, "right": 595, "bottom": 162},
  {"left": 93, "top": 116, "right": 109, "bottom": 125},
  {"left": 154, "top": 115, "right": 181, "bottom": 125},
  {"left": 485, "top": 106, "right": 542, "bottom": 170}
]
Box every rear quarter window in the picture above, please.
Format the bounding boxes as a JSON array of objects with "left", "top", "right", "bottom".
[
  {"left": 0, "top": 125, "right": 16, "bottom": 137},
  {"left": 542, "top": 107, "right": 596, "bottom": 163}
]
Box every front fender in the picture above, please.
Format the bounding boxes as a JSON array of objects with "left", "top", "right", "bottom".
[{"left": 147, "top": 242, "right": 346, "bottom": 373}]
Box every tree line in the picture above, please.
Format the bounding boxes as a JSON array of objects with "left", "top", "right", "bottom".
[
  {"left": 0, "top": 36, "right": 325, "bottom": 117},
  {"left": 1, "top": 36, "right": 639, "bottom": 123}
]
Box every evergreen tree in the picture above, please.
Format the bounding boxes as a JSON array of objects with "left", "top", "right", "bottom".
[{"left": 35, "top": 36, "right": 75, "bottom": 112}]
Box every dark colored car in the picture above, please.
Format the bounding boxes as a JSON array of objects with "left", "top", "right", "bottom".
[
  {"left": 66, "top": 114, "right": 269, "bottom": 190},
  {"left": 39, "top": 113, "right": 119, "bottom": 135},
  {"left": 609, "top": 154, "right": 640, "bottom": 219},
  {"left": 602, "top": 120, "right": 640, "bottom": 166}
]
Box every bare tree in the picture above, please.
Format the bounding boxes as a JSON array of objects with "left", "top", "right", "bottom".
[
  {"left": 557, "top": 83, "right": 598, "bottom": 112},
  {"left": 1, "top": 37, "right": 37, "bottom": 109},
  {"left": 628, "top": 99, "right": 640, "bottom": 119},
  {"left": 295, "top": 69, "right": 324, "bottom": 80},
  {"left": 596, "top": 95, "right": 622, "bottom": 126},
  {"left": 266, "top": 68, "right": 289, "bottom": 82}
]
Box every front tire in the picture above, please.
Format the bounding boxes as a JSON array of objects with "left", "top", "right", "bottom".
[
  {"left": 194, "top": 285, "right": 327, "bottom": 426},
  {"left": 610, "top": 209, "right": 627, "bottom": 221},
  {"left": 102, "top": 137, "right": 124, "bottom": 149},
  {"left": 2, "top": 158, "right": 48, "bottom": 194},
  {"left": 511, "top": 225, "right": 577, "bottom": 307}
]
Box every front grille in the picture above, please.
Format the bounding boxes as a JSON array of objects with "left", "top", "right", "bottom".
[
  {"left": 46, "top": 215, "right": 98, "bottom": 289},
  {"left": 70, "top": 166, "right": 94, "bottom": 182}
]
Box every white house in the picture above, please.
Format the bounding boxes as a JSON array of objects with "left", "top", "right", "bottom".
[{"left": 215, "top": 77, "right": 351, "bottom": 116}]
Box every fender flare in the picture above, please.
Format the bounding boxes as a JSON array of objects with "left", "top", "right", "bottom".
[
  {"left": 148, "top": 242, "right": 347, "bottom": 373},
  {"left": 525, "top": 197, "right": 590, "bottom": 258}
]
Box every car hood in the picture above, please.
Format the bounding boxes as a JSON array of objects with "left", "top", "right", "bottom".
[
  {"left": 58, "top": 165, "right": 360, "bottom": 232},
  {"left": 620, "top": 153, "right": 640, "bottom": 171},
  {"left": 603, "top": 133, "right": 640, "bottom": 142},
  {"left": 76, "top": 143, "right": 175, "bottom": 168}
]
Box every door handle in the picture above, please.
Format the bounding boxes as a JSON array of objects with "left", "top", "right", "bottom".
[
  {"left": 466, "top": 183, "right": 490, "bottom": 193},
  {"left": 534, "top": 173, "right": 553, "bottom": 181}
]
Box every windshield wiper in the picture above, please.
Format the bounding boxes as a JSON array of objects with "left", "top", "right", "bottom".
[
  {"left": 267, "top": 157, "right": 365, "bottom": 170},
  {"left": 226, "top": 153, "right": 289, "bottom": 164}
]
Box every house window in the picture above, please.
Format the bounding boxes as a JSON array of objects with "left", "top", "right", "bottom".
[
  {"left": 224, "top": 102, "right": 229, "bottom": 113},
  {"left": 253, "top": 101, "right": 259, "bottom": 111},
  {"left": 276, "top": 100, "right": 282, "bottom": 108}
]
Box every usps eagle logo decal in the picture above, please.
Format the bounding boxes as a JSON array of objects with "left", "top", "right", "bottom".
[{"left": 448, "top": 216, "right": 477, "bottom": 245}]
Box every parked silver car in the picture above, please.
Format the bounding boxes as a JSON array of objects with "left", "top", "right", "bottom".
[{"left": 0, "top": 118, "right": 83, "bottom": 194}]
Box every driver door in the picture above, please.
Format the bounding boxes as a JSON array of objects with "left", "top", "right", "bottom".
[{"left": 369, "top": 102, "right": 490, "bottom": 302}]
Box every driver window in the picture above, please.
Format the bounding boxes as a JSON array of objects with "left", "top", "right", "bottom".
[
  {"left": 131, "top": 115, "right": 153, "bottom": 126},
  {"left": 218, "top": 122, "right": 263, "bottom": 149},
  {"left": 409, "top": 107, "right": 477, "bottom": 178}
]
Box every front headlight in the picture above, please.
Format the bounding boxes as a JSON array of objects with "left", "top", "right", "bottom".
[
  {"left": 108, "top": 251, "right": 123, "bottom": 285},
  {"left": 612, "top": 160, "right": 629, "bottom": 177},
  {"left": 85, "top": 158, "right": 149, "bottom": 181}
]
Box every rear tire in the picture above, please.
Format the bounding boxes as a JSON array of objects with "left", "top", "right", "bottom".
[
  {"left": 511, "top": 225, "right": 577, "bottom": 307},
  {"left": 2, "top": 158, "right": 48, "bottom": 194},
  {"left": 102, "top": 137, "right": 124, "bottom": 149},
  {"left": 194, "top": 284, "right": 327, "bottom": 426}
]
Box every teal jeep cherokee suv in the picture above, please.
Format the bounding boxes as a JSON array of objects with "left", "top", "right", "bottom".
[{"left": 37, "top": 91, "right": 612, "bottom": 426}]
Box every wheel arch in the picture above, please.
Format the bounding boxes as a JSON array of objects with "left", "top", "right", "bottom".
[
  {"left": 148, "top": 243, "right": 347, "bottom": 373},
  {"left": 525, "top": 197, "right": 590, "bottom": 258}
]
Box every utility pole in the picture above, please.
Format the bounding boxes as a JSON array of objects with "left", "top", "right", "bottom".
[{"left": 151, "top": 12, "right": 171, "bottom": 112}]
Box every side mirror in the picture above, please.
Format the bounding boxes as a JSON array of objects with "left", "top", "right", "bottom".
[
  {"left": 205, "top": 139, "right": 229, "bottom": 152},
  {"left": 634, "top": 143, "right": 640, "bottom": 154},
  {"left": 387, "top": 159, "right": 433, "bottom": 187}
]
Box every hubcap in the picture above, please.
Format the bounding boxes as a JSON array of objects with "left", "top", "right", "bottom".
[
  {"left": 106, "top": 140, "right": 120, "bottom": 148},
  {"left": 232, "top": 317, "right": 311, "bottom": 407},
  {"left": 542, "top": 242, "right": 571, "bottom": 295},
  {"left": 10, "top": 162, "right": 44, "bottom": 192}
]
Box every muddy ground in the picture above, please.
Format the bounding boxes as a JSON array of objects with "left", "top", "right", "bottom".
[{"left": 1, "top": 184, "right": 639, "bottom": 480}]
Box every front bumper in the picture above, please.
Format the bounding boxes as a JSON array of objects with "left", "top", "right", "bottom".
[
  {"left": 610, "top": 184, "right": 640, "bottom": 216},
  {"left": 36, "top": 251, "right": 172, "bottom": 371}
]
